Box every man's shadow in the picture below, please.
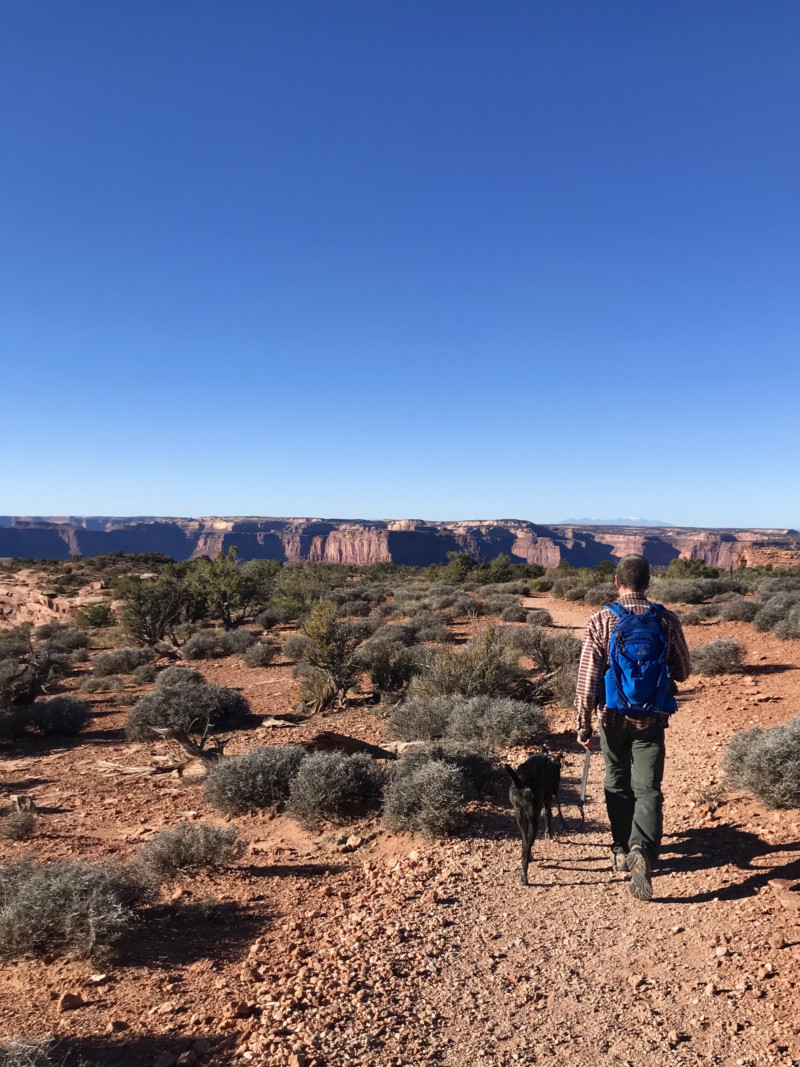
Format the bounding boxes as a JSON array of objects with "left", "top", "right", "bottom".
[{"left": 657, "top": 822, "right": 799, "bottom": 903}]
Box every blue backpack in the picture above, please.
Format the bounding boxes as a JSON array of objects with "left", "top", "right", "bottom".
[{"left": 604, "top": 602, "right": 676, "bottom": 715}]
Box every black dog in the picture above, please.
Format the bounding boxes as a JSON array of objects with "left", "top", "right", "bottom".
[{"left": 504, "top": 753, "right": 564, "bottom": 885}]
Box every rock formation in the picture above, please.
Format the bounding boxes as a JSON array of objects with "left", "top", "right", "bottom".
[{"left": 0, "top": 516, "right": 797, "bottom": 570}]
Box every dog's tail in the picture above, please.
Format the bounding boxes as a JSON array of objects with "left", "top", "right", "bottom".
[{"left": 503, "top": 764, "right": 524, "bottom": 789}]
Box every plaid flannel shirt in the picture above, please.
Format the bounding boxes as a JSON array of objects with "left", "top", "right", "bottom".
[{"left": 575, "top": 592, "right": 691, "bottom": 738}]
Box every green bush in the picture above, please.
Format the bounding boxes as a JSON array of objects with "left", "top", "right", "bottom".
[
  {"left": 241, "top": 641, "right": 276, "bottom": 668},
  {"left": 0, "top": 859, "right": 153, "bottom": 960},
  {"left": 753, "top": 593, "right": 800, "bottom": 638},
  {"left": 288, "top": 751, "right": 384, "bottom": 827},
  {"left": 204, "top": 745, "right": 306, "bottom": 813},
  {"left": 722, "top": 716, "right": 800, "bottom": 809},
  {"left": 73, "top": 601, "right": 115, "bottom": 629},
  {"left": 691, "top": 639, "right": 744, "bottom": 676},
  {"left": 383, "top": 758, "right": 468, "bottom": 837},
  {"left": 356, "top": 639, "right": 417, "bottom": 696},
  {"left": 564, "top": 587, "right": 589, "bottom": 602},
  {"left": 93, "top": 647, "right": 154, "bottom": 677},
  {"left": 139, "top": 821, "right": 246, "bottom": 878},
  {"left": 125, "top": 683, "right": 250, "bottom": 740},
  {"left": 526, "top": 609, "right": 553, "bottom": 627}
]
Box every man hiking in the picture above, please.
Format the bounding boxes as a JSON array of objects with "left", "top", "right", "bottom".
[{"left": 576, "top": 554, "right": 691, "bottom": 901}]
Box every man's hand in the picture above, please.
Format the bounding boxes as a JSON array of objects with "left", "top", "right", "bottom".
[{"left": 577, "top": 732, "right": 594, "bottom": 751}]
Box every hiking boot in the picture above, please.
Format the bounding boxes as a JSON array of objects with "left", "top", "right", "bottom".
[
  {"left": 627, "top": 845, "right": 653, "bottom": 901},
  {"left": 612, "top": 851, "right": 629, "bottom": 874}
]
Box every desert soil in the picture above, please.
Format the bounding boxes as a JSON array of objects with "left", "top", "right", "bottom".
[{"left": 0, "top": 595, "right": 797, "bottom": 1067}]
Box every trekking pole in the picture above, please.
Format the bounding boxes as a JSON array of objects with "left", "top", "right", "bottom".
[
  {"left": 576, "top": 749, "right": 591, "bottom": 827},
  {"left": 580, "top": 749, "right": 591, "bottom": 805}
]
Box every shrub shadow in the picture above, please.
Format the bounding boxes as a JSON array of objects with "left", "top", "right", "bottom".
[
  {"left": 657, "top": 822, "right": 800, "bottom": 903},
  {"left": 124, "top": 899, "right": 267, "bottom": 970},
  {"left": 54, "top": 1032, "right": 227, "bottom": 1067}
]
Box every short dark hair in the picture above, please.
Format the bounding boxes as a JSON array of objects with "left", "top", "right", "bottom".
[{"left": 616, "top": 554, "right": 650, "bottom": 592}]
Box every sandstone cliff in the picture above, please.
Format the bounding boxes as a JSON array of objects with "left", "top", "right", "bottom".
[{"left": 0, "top": 517, "right": 797, "bottom": 571}]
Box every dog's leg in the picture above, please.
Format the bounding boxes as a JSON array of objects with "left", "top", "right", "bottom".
[
  {"left": 520, "top": 815, "right": 533, "bottom": 885},
  {"left": 556, "top": 791, "right": 566, "bottom": 830},
  {"left": 543, "top": 798, "right": 553, "bottom": 840}
]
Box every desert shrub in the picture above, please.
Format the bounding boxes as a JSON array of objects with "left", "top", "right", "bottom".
[
  {"left": 0, "top": 641, "right": 71, "bottom": 706},
  {"left": 0, "top": 859, "right": 153, "bottom": 960},
  {"left": 1, "top": 811, "right": 35, "bottom": 841},
  {"left": 67, "top": 648, "right": 89, "bottom": 665},
  {"left": 125, "top": 683, "right": 250, "bottom": 740},
  {"left": 383, "top": 759, "right": 468, "bottom": 837},
  {"left": 395, "top": 743, "right": 496, "bottom": 797},
  {"left": 79, "top": 675, "right": 122, "bottom": 694},
  {"left": 298, "top": 603, "right": 367, "bottom": 707},
  {"left": 447, "top": 695, "right": 547, "bottom": 747},
  {"left": 408, "top": 627, "right": 523, "bottom": 701},
  {"left": 406, "top": 610, "right": 454, "bottom": 644},
  {"left": 720, "top": 598, "right": 760, "bottom": 623},
  {"left": 691, "top": 638, "right": 744, "bottom": 676},
  {"left": 241, "top": 641, "right": 276, "bottom": 668},
  {"left": 533, "top": 579, "right": 554, "bottom": 592},
  {"left": 757, "top": 576, "right": 800, "bottom": 596},
  {"left": 388, "top": 694, "right": 545, "bottom": 747},
  {"left": 336, "top": 599, "right": 371, "bottom": 618},
  {"left": 387, "top": 696, "right": 456, "bottom": 741},
  {"left": 204, "top": 745, "right": 306, "bottom": 814},
  {"left": 583, "top": 584, "right": 617, "bottom": 606},
  {"left": 34, "top": 625, "right": 89, "bottom": 653},
  {"left": 139, "top": 821, "right": 246, "bottom": 878},
  {"left": 710, "top": 592, "right": 738, "bottom": 604},
  {"left": 681, "top": 604, "right": 720, "bottom": 625},
  {"left": 547, "top": 664, "right": 579, "bottom": 708},
  {"left": 30, "top": 696, "right": 90, "bottom": 736},
  {"left": 513, "top": 630, "right": 582, "bottom": 671},
  {"left": 656, "top": 582, "right": 707, "bottom": 605},
  {"left": 500, "top": 604, "right": 527, "bottom": 623},
  {"left": 722, "top": 716, "right": 800, "bottom": 809},
  {"left": 131, "top": 663, "right": 158, "bottom": 685},
  {"left": 155, "top": 665, "right": 204, "bottom": 689},
  {"left": 550, "top": 579, "right": 573, "bottom": 599},
  {"left": 280, "top": 633, "right": 312, "bottom": 661},
  {"left": 357, "top": 640, "right": 418, "bottom": 696},
  {"left": 526, "top": 609, "right": 553, "bottom": 627},
  {"left": 288, "top": 751, "right": 384, "bottom": 827},
  {"left": 181, "top": 630, "right": 255, "bottom": 661},
  {"left": 483, "top": 594, "right": 517, "bottom": 615},
  {"left": 73, "top": 601, "right": 115, "bottom": 629},
  {"left": 0, "top": 706, "right": 29, "bottom": 740},
  {"left": 0, "top": 1038, "right": 55, "bottom": 1067},
  {"left": 564, "top": 586, "right": 589, "bottom": 602},
  {"left": 93, "top": 647, "right": 154, "bottom": 677},
  {"left": 753, "top": 593, "right": 800, "bottom": 636},
  {"left": 772, "top": 614, "right": 800, "bottom": 640}
]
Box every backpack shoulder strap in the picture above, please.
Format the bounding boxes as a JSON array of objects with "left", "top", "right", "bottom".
[{"left": 605, "top": 601, "right": 626, "bottom": 620}]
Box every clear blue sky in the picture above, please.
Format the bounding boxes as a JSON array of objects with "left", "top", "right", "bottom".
[{"left": 2, "top": 1, "right": 797, "bottom": 528}]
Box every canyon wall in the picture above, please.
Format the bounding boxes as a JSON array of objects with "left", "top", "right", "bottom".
[{"left": 0, "top": 517, "right": 797, "bottom": 570}]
